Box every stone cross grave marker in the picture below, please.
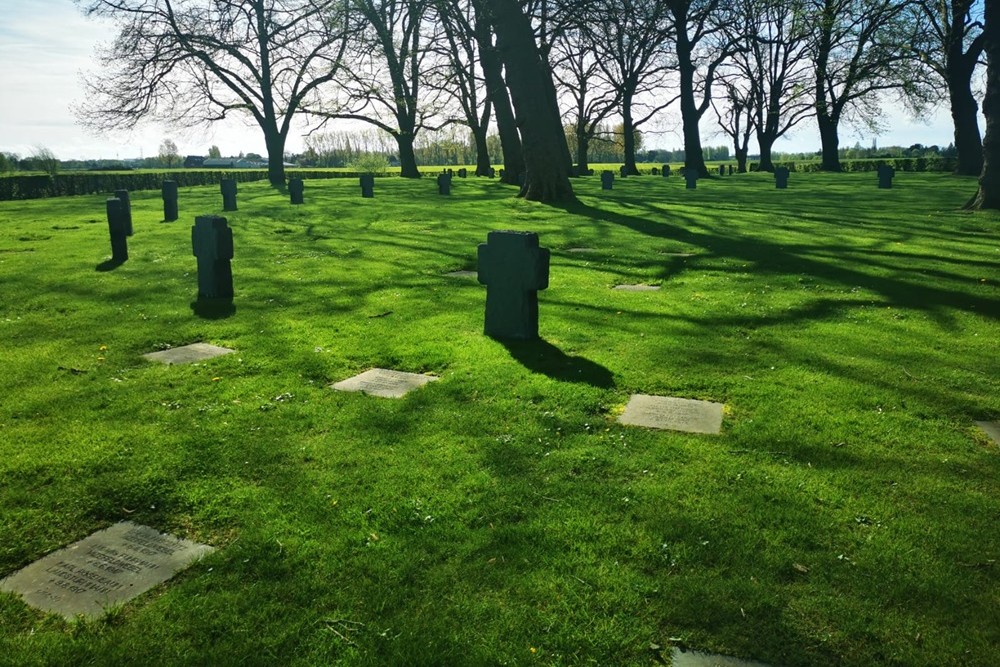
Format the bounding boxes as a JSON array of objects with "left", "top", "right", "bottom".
[
  {"left": 360, "top": 174, "right": 375, "bottom": 198},
  {"left": 478, "top": 231, "right": 550, "bottom": 340},
  {"left": 729, "top": 164, "right": 734, "bottom": 175},
  {"left": 718, "top": 165, "right": 725, "bottom": 176},
  {"left": 437, "top": 172, "right": 452, "bottom": 195},
  {"left": 192, "top": 215, "right": 234, "bottom": 299},
  {"left": 618, "top": 394, "right": 723, "bottom": 434},
  {"left": 289, "top": 177, "right": 304, "bottom": 205},
  {"left": 143, "top": 342, "right": 235, "bottom": 365},
  {"left": 601, "top": 171, "right": 614, "bottom": 190},
  {"left": 105, "top": 198, "right": 129, "bottom": 263},
  {"left": 652, "top": 167, "right": 660, "bottom": 176},
  {"left": 878, "top": 165, "right": 895, "bottom": 189},
  {"left": 774, "top": 167, "right": 790, "bottom": 189},
  {"left": 488, "top": 166, "right": 496, "bottom": 178},
  {"left": 0, "top": 521, "right": 214, "bottom": 620},
  {"left": 220, "top": 178, "right": 238, "bottom": 211},
  {"left": 662, "top": 164, "right": 671, "bottom": 177},
  {"left": 976, "top": 421, "right": 1000, "bottom": 446},
  {"left": 685, "top": 170, "right": 698, "bottom": 190},
  {"left": 619, "top": 165, "right": 628, "bottom": 178},
  {"left": 458, "top": 167, "right": 467, "bottom": 178},
  {"left": 499, "top": 168, "right": 506, "bottom": 180},
  {"left": 162, "top": 181, "right": 179, "bottom": 222},
  {"left": 113, "top": 189, "right": 133, "bottom": 236},
  {"left": 331, "top": 368, "right": 438, "bottom": 398}
]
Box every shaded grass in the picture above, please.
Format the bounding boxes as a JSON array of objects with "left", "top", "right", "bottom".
[{"left": 0, "top": 171, "right": 998, "bottom": 666}]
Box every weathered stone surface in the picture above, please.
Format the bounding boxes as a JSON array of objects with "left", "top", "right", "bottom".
[
  {"left": 619, "top": 394, "right": 723, "bottom": 434},
  {"left": 614, "top": 284, "right": 661, "bottom": 291},
  {"left": 671, "top": 647, "right": 773, "bottom": 667},
  {"left": 0, "top": 522, "right": 214, "bottom": 620},
  {"left": 192, "top": 215, "right": 234, "bottom": 299},
  {"left": 142, "top": 343, "right": 235, "bottom": 365},
  {"left": 976, "top": 421, "right": 1000, "bottom": 445},
  {"left": 565, "top": 247, "right": 597, "bottom": 254},
  {"left": 331, "top": 368, "right": 438, "bottom": 398},
  {"left": 478, "top": 231, "right": 550, "bottom": 340}
]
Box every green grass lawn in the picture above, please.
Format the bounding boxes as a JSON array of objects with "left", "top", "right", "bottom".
[{"left": 0, "top": 171, "right": 998, "bottom": 666}]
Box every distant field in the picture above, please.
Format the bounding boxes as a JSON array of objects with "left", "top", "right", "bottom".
[{"left": 0, "top": 172, "right": 997, "bottom": 665}]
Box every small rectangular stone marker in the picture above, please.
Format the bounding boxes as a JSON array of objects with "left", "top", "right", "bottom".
[
  {"left": 671, "top": 647, "right": 772, "bottom": 667},
  {"left": 289, "top": 177, "right": 305, "bottom": 205},
  {"left": 685, "top": 169, "right": 698, "bottom": 190},
  {"left": 331, "top": 368, "right": 438, "bottom": 398},
  {"left": 878, "top": 165, "right": 895, "bottom": 189},
  {"left": 0, "top": 521, "right": 214, "bottom": 620},
  {"left": 114, "top": 189, "right": 134, "bottom": 236},
  {"left": 614, "top": 284, "right": 661, "bottom": 291},
  {"left": 976, "top": 421, "right": 1000, "bottom": 446},
  {"left": 142, "top": 342, "right": 235, "bottom": 365},
  {"left": 437, "top": 172, "right": 452, "bottom": 195},
  {"left": 619, "top": 394, "right": 723, "bottom": 434},
  {"left": 360, "top": 174, "right": 375, "bottom": 198},
  {"left": 601, "top": 171, "right": 614, "bottom": 190},
  {"left": 774, "top": 166, "right": 789, "bottom": 189},
  {"left": 162, "top": 180, "right": 179, "bottom": 222},
  {"left": 106, "top": 197, "right": 129, "bottom": 263},
  {"left": 220, "top": 178, "right": 238, "bottom": 211}
]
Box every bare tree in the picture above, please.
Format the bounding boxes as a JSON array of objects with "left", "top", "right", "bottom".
[
  {"left": 159, "top": 138, "right": 181, "bottom": 168},
  {"left": 582, "top": 0, "right": 675, "bottom": 175},
  {"left": 665, "top": 0, "right": 732, "bottom": 178},
  {"left": 722, "top": 0, "right": 814, "bottom": 171},
  {"left": 969, "top": 0, "right": 998, "bottom": 209},
  {"left": 911, "top": 0, "right": 987, "bottom": 175},
  {"left": 551, "top": 22, "right": 622, "bottom": 174},
  {"left": 75, "top": 0, "right": 353, "bottom": 186},
  {"left": 712, "top": 79, "right": 756, "bottom": 172},
  {"left": 805, "top": 0, "right": 927, "bottom": 171},
  {"left": 432, "top": 0, "right": 494, "bottom": 175}
]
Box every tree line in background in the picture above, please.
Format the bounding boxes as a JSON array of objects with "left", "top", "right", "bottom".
[{"left": 57, "top": 0, "right": 998, "bottom": 207}]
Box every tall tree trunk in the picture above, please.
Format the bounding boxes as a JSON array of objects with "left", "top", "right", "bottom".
[
  {"left": 622, "top": 96, "right": 638, "bottom": 175},
  {"left": 396, "top": 131, "right": 420, "bottom": 178},
  {"left": 949, "top": 74, "right": 984, "bottom": 175},
  {"left": 970, "top": 0, "right": 999, "bottom": 209},
  {"left": 482, "top": 0, "right": 574, "bottom": 201},
  {"left": 676, "top": 34, "right": 708, "bottom": 177},
  {"left": 757, "top": 132, "right": 776, "bottom": 172},
  {"left": 735, "top": 147, "right": 748, "bottom": 173},
  {"left": 264, "top": 127, "right": 287, "bottom": 186},
  {"left": 472, "top": 125, "right": 492, "bottom": 175},
  {"left": 817, "top": 112, "right": 842, "bottom": 172},
  {"left": 476, "top": 12, "right": 523, "bottom": 182},
  {"left": 577, "top": 129, "right": 590, "bottom": 174}
]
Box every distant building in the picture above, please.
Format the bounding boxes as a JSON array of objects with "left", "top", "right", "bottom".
[{"left": 184, "top": 155, "right": 205, "bottom": 168}]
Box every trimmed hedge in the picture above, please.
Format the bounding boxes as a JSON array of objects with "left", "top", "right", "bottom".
[
  {"left": 767, "top": 156, "right": 958, "bottom": 173},
  {"left": 0, "top": 169, "right": 397, "bottom": 201}
]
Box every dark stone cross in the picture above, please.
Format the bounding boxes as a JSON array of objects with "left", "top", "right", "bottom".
[
  {"left": 458, "top": 168, "right": 467, "bottom": 178},
  {"left": 487, "top": 167, "right": 496, "bottom": 178},
  {"left": 114, "top": 189, "right": 133, "bottom": 236},
  {"left": 662, "top": 164, "right": 671, "bottom": 178},
  {"left": 878, "top": 165, "right": 895, "bottom": 189},
  {"left": 728, "top": 165, "right": 734, "bottom": 175},
  {"left": 289, "top": 178, "right": 304, "bottom": 204},
  {"left": 220, "top": 179, "right": 238, "bottom": 211},
  {"left": 774, "top": 167, "right": 790, "bottom": 189},
  {"left": 685, "top": 169, "right": 698, "bottom": 190},
  {"left": 477, "top": 231, "right": 550, "bottom": 340},
  {"left": 360, "top": 174, "right": 375, "bottom": 198},
  {"left": 106, "top": 197, "right": 128, "bottom": 262},
  {"left": 719, "top": 165, "right": 726, "bottom": 176},
  {"left": 191, "top": 215, "right": 234, "bottom": 299},
  {"left": 619, "top": 165, "right": 628, "bottom": 178},
  {"left": 437, "top": 172, "right": 452, "bottom": 195},
  {"left": 162, "top": 181, "right": 178, "bottom": 222},
  {"left": 651, "top": 167, "right": 659, "bottom": 176},
  {"left": 601, "top": 170, "right": 614, "bottom": 190}
]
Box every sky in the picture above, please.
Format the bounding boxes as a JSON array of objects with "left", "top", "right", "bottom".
[{"left": 0, "top": 0, "right": 964, "bottom": 162}]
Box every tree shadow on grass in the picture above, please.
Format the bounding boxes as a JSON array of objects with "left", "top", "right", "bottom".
[
  {"left": 190, "top": 297, "right": 236, "bottom": 320},
  {"left": 498, "top": 337, "right": 614, "bottom": 388},
  {"left": 95, "top": 257, "right": 126, "bottom": 272}
]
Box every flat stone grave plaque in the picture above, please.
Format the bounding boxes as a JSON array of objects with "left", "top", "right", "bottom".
[
  {"left": 566, "top": 247, "right": 597, "bottom": 254},
  {"left": 143, "top": 343, "right": 235, "bottom": 365},
  {"left": 619, "top": 394, "right": 723, "bottom": 434},
  {"left": 671, "top": 647, "right": 773, "bottom": 667},
  {"left": 660, "top": 251, "right": 696, "bottom": 257},
  {"left": 976, "top": 421, "right": 1000, "bottom": 446},
  {"left": 444, "top": 270, "right": 477, "bottom": 279},
  {"left": 0, "top": 521, "right": 214, "bottom": 620},
  {"left": 331, "top": 368, "right": 438, "bottom": 398},
  {"left": 614, "top": 284, "right": 661, "bottom": 291}
]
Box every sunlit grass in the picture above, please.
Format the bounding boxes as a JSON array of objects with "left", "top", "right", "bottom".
[{"left": 0, "top": 171, "right": 998, "bottom": 666}]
